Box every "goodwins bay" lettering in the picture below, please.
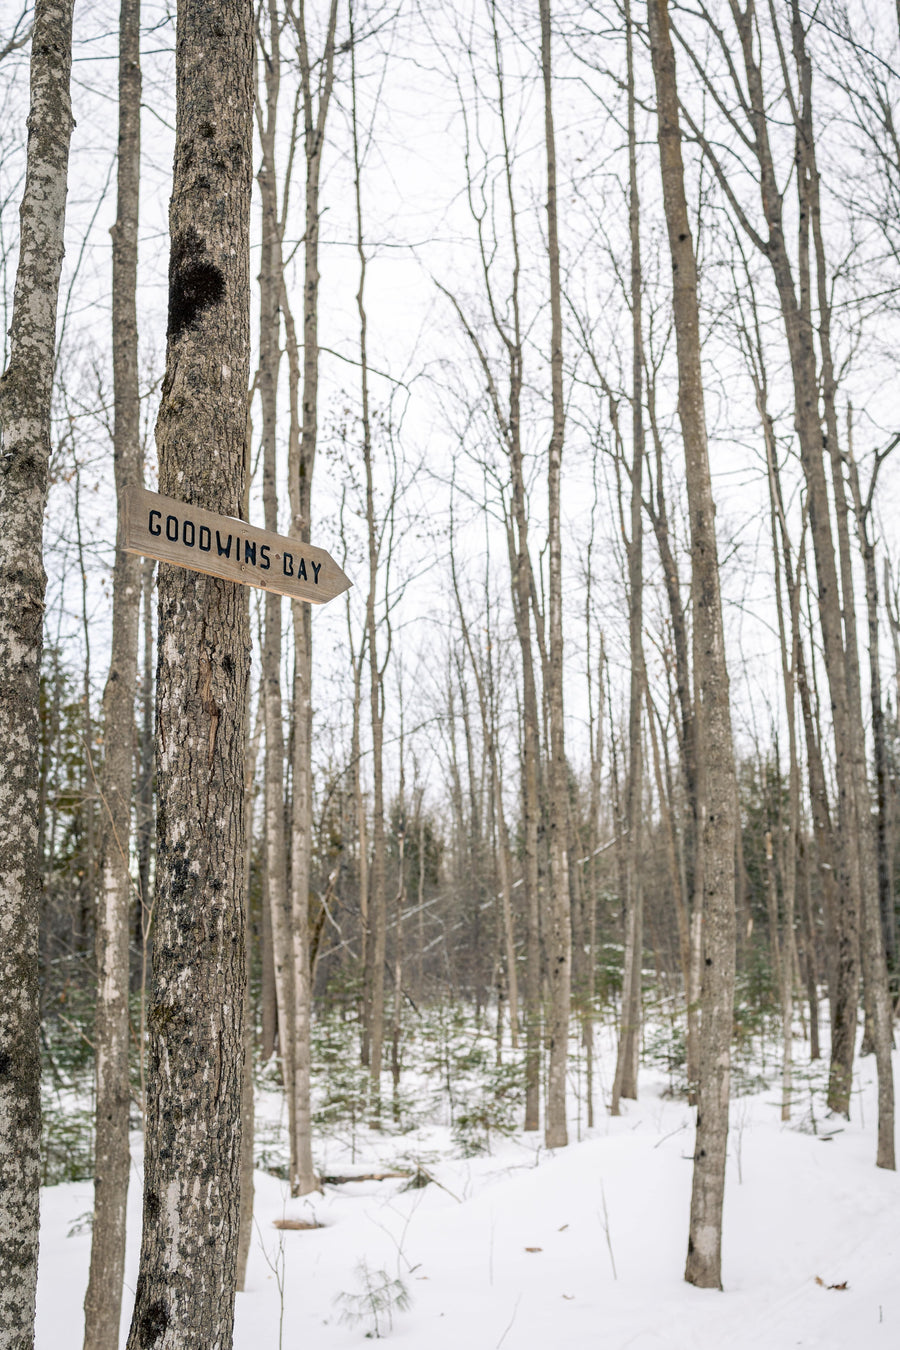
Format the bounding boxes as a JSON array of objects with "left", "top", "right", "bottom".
[{"left": 147, "top": 507, "right": 322, "bottom": 585}]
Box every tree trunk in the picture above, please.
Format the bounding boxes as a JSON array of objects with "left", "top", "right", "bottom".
[
  {"left": 758, "top": 375, "right": 800, "bottom": 1123},
  {"left": 844, "top": 415, "right": 896, "bottom": 1168},
  {"left": 236, "top": 697, "right": 262, "bottom": 1292},
  {"left": 0, "top": 4, "right": 74, "bottom": 1345},
  {"left": 135, "top": 556, "right": 156, "bottom": 988},
  {"left": 287, "top": 0, "right": 338, "bottom": 1192},
  {"left": 83, "top": 2, "right": 142, "bottom": 1344},
  {"left": 260, "top": 874, "right": 276, "bottom": 1062},
  {"left": 612, "top": 0, "right": 645, "bottom": 1114},
  {"left": 451, "top": 522, "right": 519, "bottom": 1049},
  {"left": 645, "top": 366, "right": 699, "bottom": 1096},
  {"left": 347, "top": 2, "right": 387, "bottom": 1120},
  {"left": 257, "top": 0, "right": 297, "bottom": 1180},
  {"left": 390, "top": 802, "right": 406, "bottom": 1120},
  {"left": 364, "top": 464, "right": 387, "bottom": 1118},
  {"left": 124, "top": 0, "right": 253, "bottom": 1342},
  {"left": 850, "top": 466, "right": 896, "bottom": 975},
  {"left": 648, "top": 0, "right": 737, "bottom": 1290},
  {"left": 539, "top": 0, "right": 571, "bottom": 1154}
]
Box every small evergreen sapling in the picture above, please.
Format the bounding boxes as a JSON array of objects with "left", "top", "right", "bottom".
[{"left": 333, "top": 1259, "right": 411, "bottom": 1338}]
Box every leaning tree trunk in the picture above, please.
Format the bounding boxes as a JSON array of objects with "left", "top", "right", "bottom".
[
  {"left": 648, "top": 0, "right": 738, "bottom": 1291},
  {"left": 124, "top": 0, "right": 253, "bottom": 1345},
  {"left": 83, "top": 3, "right": 143, "bottom": 1346},
  {"left": 539, "top": 0, "right": 571, "bottom": 1153},
  {"left": 0, "top": 4, "right": 74, "bottom": 1346}
]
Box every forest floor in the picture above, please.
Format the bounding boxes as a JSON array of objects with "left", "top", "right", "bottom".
[{"left": 35, "top": 1015, "right": 900, "bottom": 1349}]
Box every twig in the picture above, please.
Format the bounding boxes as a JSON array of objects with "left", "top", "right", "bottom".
[
  {"left": 599, "top": 1183, "right": 617, "bottom": 1281},
  {"left": 495, "top": 1294, "right": 522, "bottom": 1349}
]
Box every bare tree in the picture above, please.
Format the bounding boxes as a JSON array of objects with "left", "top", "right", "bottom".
[
  {"left": 538, "top": 0, "right": 571, "bottom": 1153},
  {"left": 647, "top": 0, "right": 738, "bottom": 1290},
  {"left": 673, "top": 0, "right": 881, "bottom": 1132},
  {"left": 0, "top": 3, "right": 74, "bottom": 1344},
  {"left": 286, "top": 0, "right": 339, "bottom": 1197},
  {"left": 83, "top": 2, "right": 143, "bottom": 1344},
  {"left": 436, "top": 0, "right": 544, "bottom": 1128},
  {"left": 256, "top": 0, "right": 298, "bottom": 1184},
  {"left": 611, "top": 0, "right": 645, "bottom": 1116},
  {"left": 124, "top": 0, "right": 253, "bottom": 1340}
]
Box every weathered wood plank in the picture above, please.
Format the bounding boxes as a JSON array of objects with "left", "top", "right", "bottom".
[{"left": 123, "top": 486, "right": 351, "bottom": 604}]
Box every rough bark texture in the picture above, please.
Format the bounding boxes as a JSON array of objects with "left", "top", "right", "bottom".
[
  {"left": 648, "top": 0, "right": 737, "bottom": 1291},
  {"left": 0, "top": 5, "right": 74, "bottom": 1346},
  {"left": 539, "top": 0, "right": 571, "bottom": 1153},
  {"left": 123, "top": 0, "right": 253, "bottom": 1344},
  {"left": 83, "top": 3, "right": 142, "bottom": 1344}
]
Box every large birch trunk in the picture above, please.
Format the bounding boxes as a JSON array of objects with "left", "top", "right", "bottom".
[
  {"left": 124, "top": 0, "right": 253, "bottom": 1343},
  {"left": 0, "top": 4, "right": 74, "bottom": 1345}
]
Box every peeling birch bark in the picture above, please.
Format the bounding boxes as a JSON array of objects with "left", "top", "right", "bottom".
[{"left": 0, "top": 4, "right": 74, "bottom": 1346}]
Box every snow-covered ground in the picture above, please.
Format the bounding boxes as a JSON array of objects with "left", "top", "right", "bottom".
[{"left": 36, "top": 1025, "right": 900, "bottom": 1348}]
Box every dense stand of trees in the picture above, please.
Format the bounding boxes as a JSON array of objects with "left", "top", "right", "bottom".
[{"left": 2, "top": 0, "right": 900, "bottom": 1343}]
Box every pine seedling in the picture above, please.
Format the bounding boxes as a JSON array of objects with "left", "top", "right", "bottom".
[{"left": 334, "top": 1259, "right": 411, "bottom": 1338}]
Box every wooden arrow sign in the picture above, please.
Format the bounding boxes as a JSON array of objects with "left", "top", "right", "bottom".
[{"left": 122, "top": 487, "right": 351, "bottom": 605}]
